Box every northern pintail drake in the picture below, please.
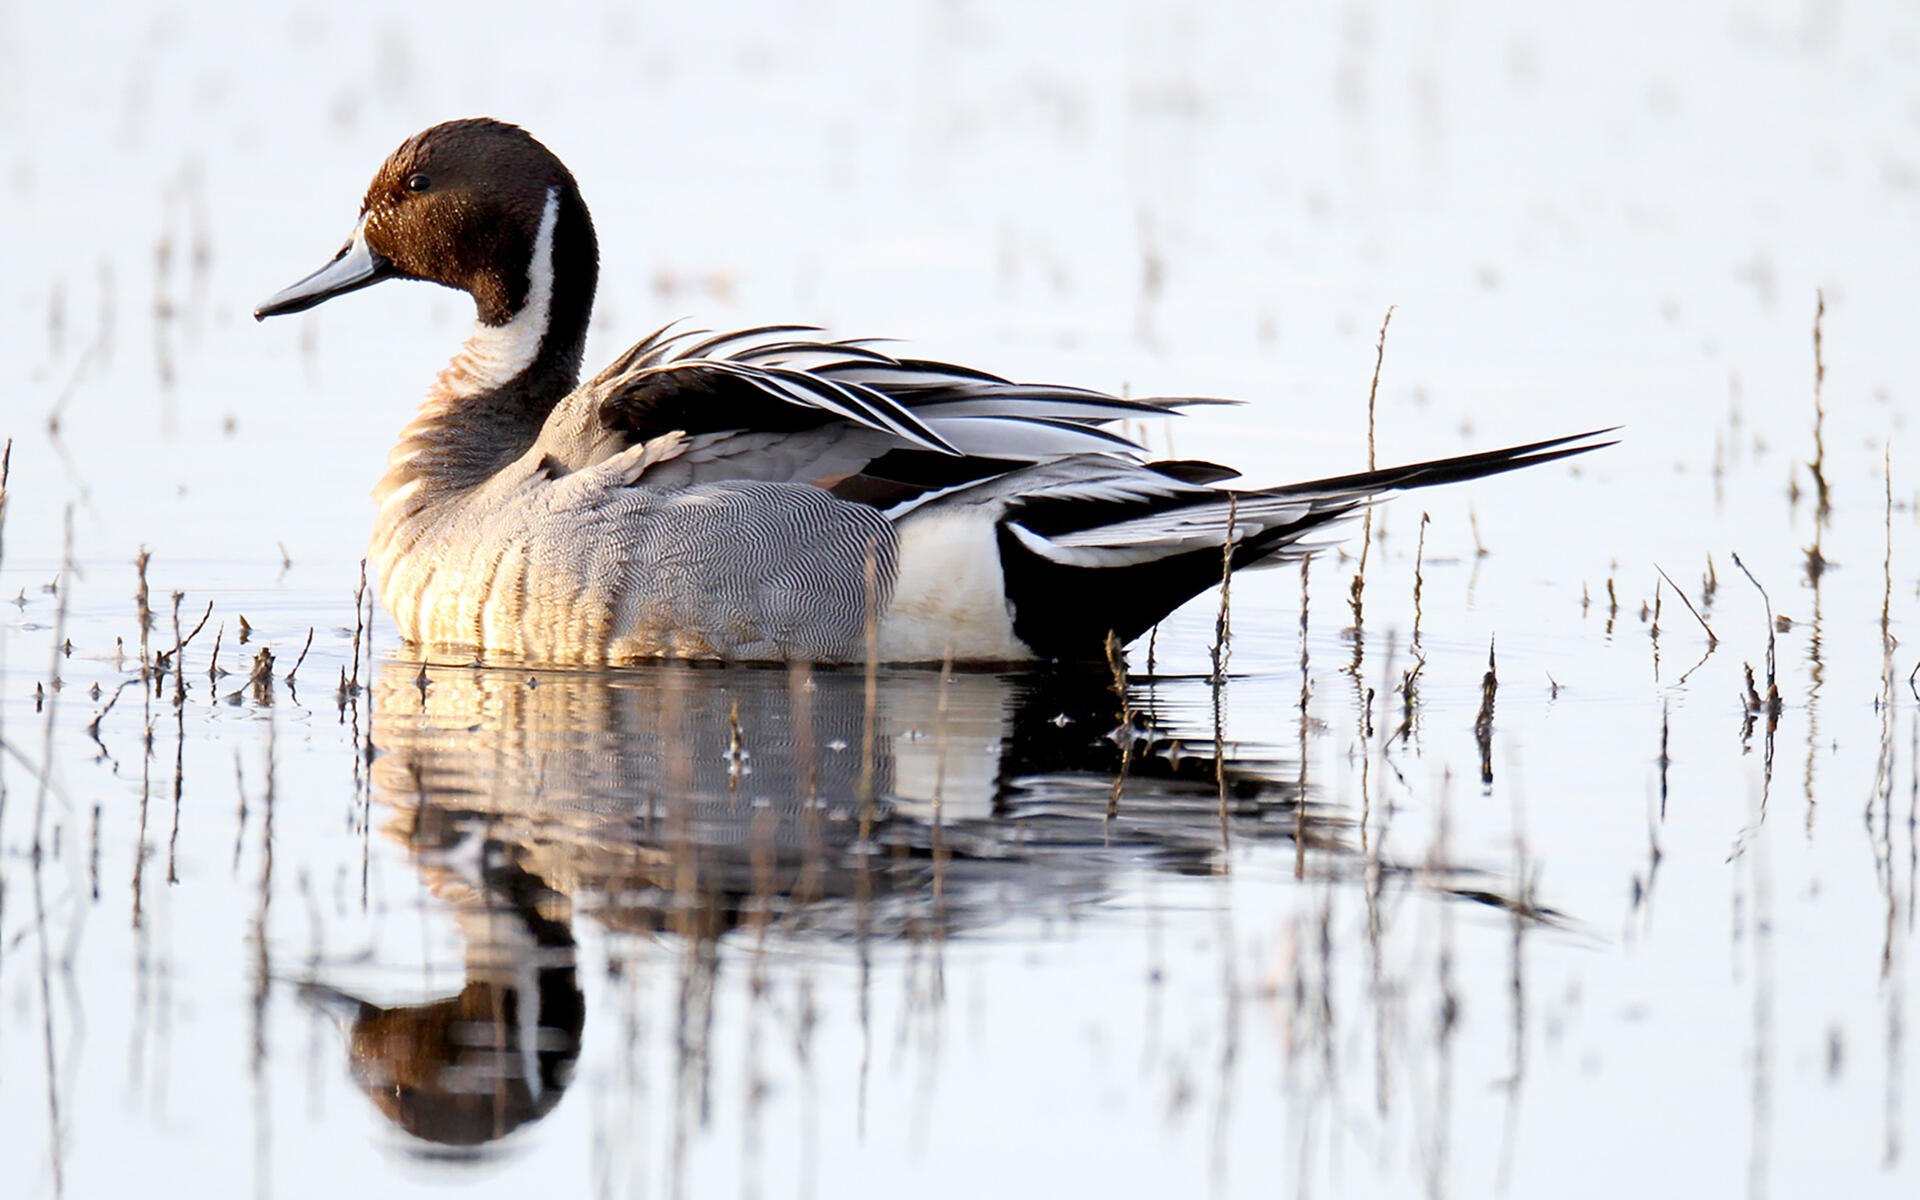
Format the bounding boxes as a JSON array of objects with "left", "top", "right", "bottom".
[{"left": 256, "top": 118, "right": 1608, "bottom": 666}]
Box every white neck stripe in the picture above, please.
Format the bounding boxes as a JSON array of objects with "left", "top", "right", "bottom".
[{"left": 444, "top": 185, "right": 560, "bottom": 393}]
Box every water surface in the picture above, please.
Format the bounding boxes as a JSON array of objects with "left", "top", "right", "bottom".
[{"left": 3, "top": 2, "right": 1918, "bottom": 1197}]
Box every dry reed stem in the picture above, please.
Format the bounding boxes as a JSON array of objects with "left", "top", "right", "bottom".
[
  {"left": 169, "top": 593, "right": 187, "bottom": 708},
  {"left": 1393, "top": 514, "right": 1431, "bottom": 745},
  {"left": 0, "top": 438, "right": 11, "bottom": 573},
  {"left": 1730, "top": 552, "right": 1782, "bottom": 720},
  {"left": 1211, "top": 494, "right": 1237, "bottom": 685},
  {"left": 1106, "top": 630, "right": 1133, "bottom": 815},
  {"left": 1655, "top": 564, "right": 1718, "bottom": 646},
  {"left": 1349, "top": 306, "right": 1395, "bottom": 635},
  {"left": 245, "top": 647, "right": 275, "bottom": 706},
  {"left": 284, "top": 627, "right": 314, "bottom": 686},
  {"left": 347, "top": 560, "right": 367, "bottom": 694},
  {"left": 1807, "top": 290, "right": 1830, "bottom": 523},
  {"left": 1473, "top": 639, "right": 1498, "bottom": 787},
  {"left": 134, "top": 548, "right": 152, "bottom": 681}
]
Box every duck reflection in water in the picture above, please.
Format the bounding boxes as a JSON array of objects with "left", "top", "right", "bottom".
[{"left": 301, "top": 657, "right": 1363, "bottom": 1150}]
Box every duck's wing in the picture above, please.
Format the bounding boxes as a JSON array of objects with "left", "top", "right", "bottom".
[{"left": 530, "top": 324, "right": 1208, "bottom": 495}]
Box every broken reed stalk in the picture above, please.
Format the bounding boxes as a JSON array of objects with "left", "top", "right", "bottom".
[
  {"left": 1650, "top": 580, "right": 1663, "bottom": 678},
  {"left": 1730, "top": 552, "right": 1782, "bottom": 719},
  {"left": 1106, "top": 630, "right": 1133, "bottom": 815},
  {"left": 1348, "top": 306, "right": 1395, "bottom": 635},
  {"left": 0, "top": 437, "right": 11, "bottom": 573},
  {"left": 180, "top": 600, "right": 212, "bottom": 648},
  {"left": 1474, "top": 639, "right": 1498, "bottom": 787},
  {"left": 346, "top": 559, "right": 367, "bottom": 694},
  {"left": 248, "top": 647, "right": 276, "bottom": 706},
  {"left": 135, "top": 548, "right": 152, "bottom": 681},
  {"left": 84, "top": 678, "right": 136, "bottom": 747},
  {"left": 1655, "top": 564, "right": 1718, "bottom": 646},
  {"left": 1393, "top": 513, "right": 1431, "bottom": 744},
  {"left": 1808, "top": 290, "right": 1830, "bottom": 523},
  {"left": 1211, "top": 494, "right": 1238, "bottom": 685},
  {"left": 284, "top": 627, "right": 314, "bottom": 686},
  {"left": 170, "top": 593, "right": 187, "bottom": 708}
]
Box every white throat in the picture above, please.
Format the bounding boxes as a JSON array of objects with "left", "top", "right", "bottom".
[{"left": 437, "top": 186, "right": 561, "bottom": 396}]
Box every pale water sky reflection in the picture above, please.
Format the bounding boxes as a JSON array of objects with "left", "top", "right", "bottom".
[{"left": 2, "top": 1, "right": 1919, "bottom": 1197}]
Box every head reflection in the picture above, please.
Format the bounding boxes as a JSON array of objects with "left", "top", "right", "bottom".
[{"left": 308, "top": 658, "right": 1310, "bottom": 1149}]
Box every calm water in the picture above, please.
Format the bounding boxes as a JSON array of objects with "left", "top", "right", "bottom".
[{"left": 4, "top": 1, "right": 1919, "bottom": 1196}]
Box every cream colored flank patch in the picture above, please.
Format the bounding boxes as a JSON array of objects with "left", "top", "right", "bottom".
[{"left": 878, "top": 509, "right": 1033, "bottom": 663}]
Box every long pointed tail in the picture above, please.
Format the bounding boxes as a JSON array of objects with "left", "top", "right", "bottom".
[{"left": 997, "top": 428, "right": 1616, "bottom": 659}]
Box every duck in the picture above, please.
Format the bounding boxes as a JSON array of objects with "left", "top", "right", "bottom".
[{"left": 255, "top": 118, "right": 1608, "bottom": 666}]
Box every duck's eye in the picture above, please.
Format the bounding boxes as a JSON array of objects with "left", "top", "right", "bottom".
[{"left": 405, "top": 173, "right": 432, "bottom": 193}]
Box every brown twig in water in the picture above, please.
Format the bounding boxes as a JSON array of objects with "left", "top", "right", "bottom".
[
  {"left": 1731, "top": 552, "right": 1782, "bottom": 720},
  {"left": 1349, "top": 306, "right": 1395, "bottom": 636},
  {"left": 1650, "top": 580, "right": 1663, "bottom": 679},
  {"left": 0, "top": 437, "right": 12, "bottom": 573},
  {"left": 179, "top": 600, "right": 213, "bottom": 650},
  {"left": 243, "top": 647, "right": 275, "bottom": 707},
  {"left": 1393, "top": 513, "right": 1431, "bottom": 745},
  {"left": 1656, "top": 564, "right": 1719, "bottom": 647},
  {"left": 1211, "top": 494, "right": 1237, "bottom": 685},
  {"left": 169, "top": 593, "right": 188, "bottom": 709},
  {"left": 1474, "top": 639, "right": 1498, "bottom": 787},
  {"left": 85, "top": 678, "right": 137, "bottom": 751},
  {"left": 1105, "top": 630, "right": 1133, "bottom": 816},
  {"left": 346, "top": 559, "right": 367, "bottom": 695},
  {"left": 134, "top": 548, "right": 152, "bottom": 681},
  {"left": 284, "top": 627, "right": 314, "bottom": 686},
  {"left": 1807, "top": 290, "right": 1830, "bottom": 523},
  {"left": 208, "top": 623, "right": 224, "bottom": 695}
]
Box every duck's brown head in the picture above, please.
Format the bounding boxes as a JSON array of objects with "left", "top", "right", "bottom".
[{"left": 255, "top": 119, "right": 599, "bottom": 354}]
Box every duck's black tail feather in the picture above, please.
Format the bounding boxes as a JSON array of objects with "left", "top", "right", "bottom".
[{"left": 997, "top": 428, "right": 1616, "bottom": 660}]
